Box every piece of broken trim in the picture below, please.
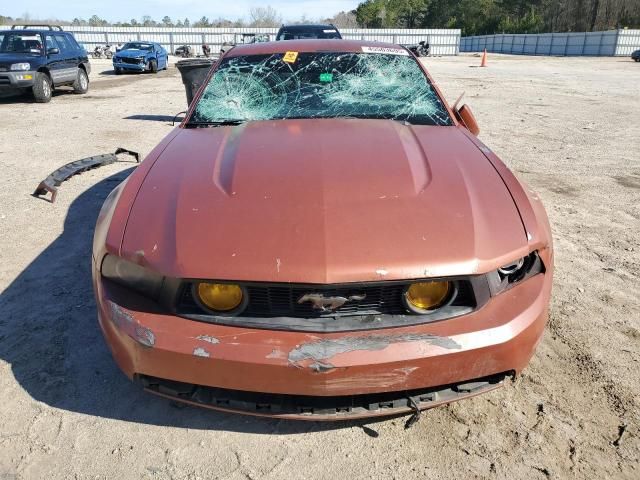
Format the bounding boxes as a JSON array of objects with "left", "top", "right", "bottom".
[
  {"left": 33, "top": 147, "right": 140, "bottom": 203},
  {"left": 404, "top": 396, "right": 422, "bottom": 429}
]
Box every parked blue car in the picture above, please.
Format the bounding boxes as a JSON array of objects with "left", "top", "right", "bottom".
[{"left": 112, "top": 41, "right": 168, "bottom": 74}]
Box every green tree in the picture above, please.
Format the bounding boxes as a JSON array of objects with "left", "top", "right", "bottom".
[
  {"left": 194, "top": 16, "right": 210, "bottom": 27},
  {"left": 162, "top": 16, "right": 173, "bottom": 26}
]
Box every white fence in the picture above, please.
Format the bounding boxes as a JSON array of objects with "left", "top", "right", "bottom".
[
  {"left": 460, "top": 29, "right": 640, "bottom": 56},
  {"left": 0, "top": 26, "right": 461, "bottom": 56}
]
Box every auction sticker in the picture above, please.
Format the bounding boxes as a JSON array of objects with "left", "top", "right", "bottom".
[
  {"left": 283, "top": 51, "right": 299, "bottom": 63},
  {"left": 361, "top": 46, "right": 409, "bottom": 56}
]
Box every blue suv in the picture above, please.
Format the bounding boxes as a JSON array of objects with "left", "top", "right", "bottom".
[
  {"left": 0, "top": 25, "right": 90, "bottom": 103},
  {"left": 112, "top": 42, "right": 168, "bottom": 74}
]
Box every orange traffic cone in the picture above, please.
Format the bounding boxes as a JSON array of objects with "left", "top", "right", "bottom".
[{"left": 480, "top": 49, "right": 488, "bottom": 67}]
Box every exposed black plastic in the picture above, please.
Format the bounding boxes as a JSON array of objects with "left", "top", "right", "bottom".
[
  {"left": 33, "top": 148, "right": 139, "bottom": 203},
  {"left": 138, "top": 372, "right": 509, "bottom": 418}
]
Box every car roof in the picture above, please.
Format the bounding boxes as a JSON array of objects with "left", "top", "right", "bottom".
[
  {"left": 279, "top": 24, "right": 337, "bottom": 30},
  {"left": 227, "top": 39, "right": 408, "bottom": 57},
  {"left": 0, "top": 29, "right": 68, "bottom": 35}
]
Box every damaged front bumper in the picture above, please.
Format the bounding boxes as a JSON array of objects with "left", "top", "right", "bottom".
[{"left": 94, "top": 262, "right": 551, "bottom": 420}]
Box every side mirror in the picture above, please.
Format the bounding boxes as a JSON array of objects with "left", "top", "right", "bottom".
[
  {"left": 456, "top": 104, "right": 480, "bottom": 136},
  {"left": 47, "top": 47, "right": 60, "bottom": 55}
]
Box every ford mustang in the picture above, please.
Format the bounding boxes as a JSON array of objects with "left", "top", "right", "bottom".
[{"left": 93, "top": 40, "right": 553, "bottom": 421}]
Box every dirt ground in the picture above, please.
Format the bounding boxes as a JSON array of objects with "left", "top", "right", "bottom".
[{"left": 0, "top": 54, "right": 638, "bottom": 479}]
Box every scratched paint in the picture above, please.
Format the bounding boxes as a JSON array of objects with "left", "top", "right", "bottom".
[
  {"left": 196, "top": 335, "right": 220, "bottom": 345},
  {"left": 309, "top": 361, "right": 335, "bottom": 373},
  {"left": 193, "top": 347, "right": 211, "bottom": 357},
  {"left": 108, "top": 301, "right": 155, "bottom": 348},
  {"left": 288, "top": 333, "right": 461, "bottom": 366}
]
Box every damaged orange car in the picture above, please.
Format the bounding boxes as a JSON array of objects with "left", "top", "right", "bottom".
[{"left": 93, "top": 40, "right": 553, "bottom": 421}]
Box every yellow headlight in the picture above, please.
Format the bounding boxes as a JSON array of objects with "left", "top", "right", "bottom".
[
  {"left": 406, "top": 281, "right": 451, "bottom": 311},
  {"left": 197, "top": 283, "right": 244, "bottom": 312}
]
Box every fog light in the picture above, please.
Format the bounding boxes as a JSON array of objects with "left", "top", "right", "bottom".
[
  {"left": 16, "top": 74, "right": 33, "bottom": 80},
  {"left": 405, "top": 281, "right": 452, "bottom": 312},
  {"left": 196, "top": 282, "right": 244, "bottom": 312}
]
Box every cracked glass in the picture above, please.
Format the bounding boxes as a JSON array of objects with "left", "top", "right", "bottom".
[{"left": 191, "top": 51, "right": 452, "bottom": 126}]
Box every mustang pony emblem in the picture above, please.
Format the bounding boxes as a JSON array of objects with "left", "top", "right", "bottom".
[{"left": 297, "top": 293, "right": 367, "bottom": 312}]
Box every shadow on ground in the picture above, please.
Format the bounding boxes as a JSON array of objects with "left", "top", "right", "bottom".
[
  {"left": 124, "top": 114, "right": 184, "bottom": 123},
  {"left": 0, "top": 88, "right": 77, "bottom": 104},
  {"left": 0, "top": 170, "right": 389, "bottom": 435}
]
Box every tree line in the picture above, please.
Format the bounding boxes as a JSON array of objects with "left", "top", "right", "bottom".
[
  {"left": 355, "top": 0, "right": 640, "bottom": 35},
  {"left": 0, "top": 7, "right": 357, "bottom": 29},
  {"left": 2, "top": 1, "right": 638, "bottom": 35}
]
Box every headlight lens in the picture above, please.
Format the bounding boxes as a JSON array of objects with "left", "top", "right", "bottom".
[
  {"left": 101, "top": 255, "right": 164, "bottom": 299},
  {"left": 405, "top": 281, "right": 452, "bottom": 312},
  {"left": 11, "top": 63, "right": 30, "bottom": 71},
  {"left": 489, "top": 251, "right": 544, "bottom": 296},
  {"left": 196, "top": 283, "right": 244, "bottom": 312}
]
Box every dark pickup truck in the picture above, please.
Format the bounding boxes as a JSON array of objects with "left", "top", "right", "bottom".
[{"left": 0, "top": 25, "right": 91, "bottom": 102}]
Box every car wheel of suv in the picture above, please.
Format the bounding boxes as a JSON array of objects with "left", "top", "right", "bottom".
[
  {"left": 32, "top": 72, "right": 52, "bottom": 103},
  {"left": 114, "top": 67, "right": 123, "bottom": 75},
  {"left": 73, "top": 68, "right": 89, "bottom": 94},
  {"left": 149, "top": 59, "right": 158, "bottom": 73}
]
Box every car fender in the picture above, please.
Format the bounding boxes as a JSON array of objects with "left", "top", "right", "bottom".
[
  {"left": 99, "top": 128, "right": 182, "bottom": 262},
  {"left": 459, "top": 128, "right": 553, "bottom": 260}
]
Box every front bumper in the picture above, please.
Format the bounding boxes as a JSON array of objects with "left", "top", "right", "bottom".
[
  {"left": 94, "top": 264, "right": 551, "bottom": 419},
  {"left": 0, "top": 70, "right": 36, "bottom": 88},
  {"left": 113, "top": 60, "right": 146, "bottom": 71}
]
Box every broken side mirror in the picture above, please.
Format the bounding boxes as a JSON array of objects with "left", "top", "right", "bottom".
[{"left": 456, "top": 104, "right": 480, "bottom": 136}]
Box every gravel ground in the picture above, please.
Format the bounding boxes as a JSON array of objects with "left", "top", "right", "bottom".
[{"left": 0, "top": 55, "right": 638, "bottom": 479}]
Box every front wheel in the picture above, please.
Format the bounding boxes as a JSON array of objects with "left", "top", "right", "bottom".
[
  {"left": 73, "top": 68, "right": 89, "bottom": 94},
  {"left": 149, "top": 59, "right": 158, "bottom": 73},
  {"left": 114, "top": 67, "right": 123, "bottom": 75},
  {"left": 32, "top": 72, "right": 52, "bottom": 103}
]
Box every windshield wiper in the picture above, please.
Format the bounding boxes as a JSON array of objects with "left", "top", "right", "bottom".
[{"left": 186, "top": 120, "right": 246, "bottom": 128}]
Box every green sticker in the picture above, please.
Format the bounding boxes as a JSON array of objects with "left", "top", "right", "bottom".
[{"left": 319, "top": 73, "right": 333, "bottom": 83}]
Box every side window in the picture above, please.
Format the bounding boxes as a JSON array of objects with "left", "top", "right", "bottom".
[
  {"left": 45, "top": 35, "right": 59, "bottom": 52},
  {"left": 67, "top": 35, "right": 81, "bottom": 50},
  {"left": 54, "top": 34, "right": 70, "bottom": 53}
]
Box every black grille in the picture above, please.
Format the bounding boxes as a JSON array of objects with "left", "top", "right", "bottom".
[
  {"left": 0, "top": 75, "right": 10, "bottom": 85},
  {"left": 177, "top": 281, "right": 476, "bottom": 319},
  {"left": 119, "top": 57, "right": 143, "bottom": 64}
]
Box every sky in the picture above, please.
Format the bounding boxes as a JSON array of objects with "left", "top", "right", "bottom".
[{"left": 2, "top": 0, "right": 361, "bottom": 23}]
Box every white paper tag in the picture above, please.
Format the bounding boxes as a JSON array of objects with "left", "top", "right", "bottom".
[{"left": 361, "top": 46, "right": 409, "bottom": 56}]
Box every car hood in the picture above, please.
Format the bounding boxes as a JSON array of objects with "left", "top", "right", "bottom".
[
  {"left": 121, "top": 119, "right": 528, "bottom": 283},
  {"left": 0, "top": 52, "right": 42, "bottom": 68},
  {"left": 115, "top": 49, "right": 149, "bottom": 58}
]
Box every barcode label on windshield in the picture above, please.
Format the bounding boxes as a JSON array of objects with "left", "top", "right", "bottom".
[{"left": 361, "top": 46, "right": 409, "bottom": 56}]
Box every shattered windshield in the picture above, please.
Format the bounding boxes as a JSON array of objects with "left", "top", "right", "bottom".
[{"left": 191, "top": 50, "right": 452, "bottom": 126}]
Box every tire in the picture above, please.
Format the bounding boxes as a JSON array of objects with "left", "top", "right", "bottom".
[
  {"left": 149, "top": 59, "right": 158, "bottom": 73},
  {"left": 114, "top": 67, "right": 123, "bottom": 75},
  {"left": 73, "top": 68, "right": 89, "bottom": 94},
  {"left": 106, "top": 51, "right": 113, "bottom": 59},
  {"left": 32, "top": 72, "right": 52, "bottom": 103}
]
